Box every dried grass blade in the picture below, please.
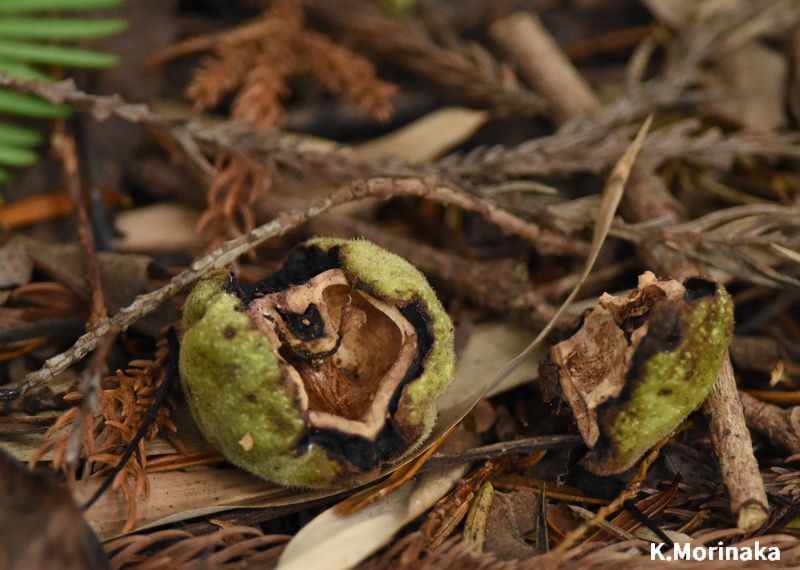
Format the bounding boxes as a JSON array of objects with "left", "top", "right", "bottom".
[
  {"left": 770, "top": 242, "right": 800, "bottom": 265},
  {"left": 485, "top": 114, "right": 653, "bottom": 394}
]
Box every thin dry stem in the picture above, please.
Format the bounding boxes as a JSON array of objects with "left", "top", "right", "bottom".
[{"left": 3, "top": 178, "right": 574, "bottom": 400}]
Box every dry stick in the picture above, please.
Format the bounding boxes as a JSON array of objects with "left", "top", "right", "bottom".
[
  {"left": 490, "top": 14, "right": 598, "bottom": 124},
  {"left": 258, "top": 197, "right": 559, "bottom": 326},
  {"left": 706, "top": 359, "right": 771, "bottom": 531},
  {"left": 53, "top": 122, "right": 106, "bottom": 323},
  {"left": 739, "top": 392, "right": 800, "bottom": 456},
  {"left": 493, "top": 11, "right": 768, "bottom": 532},
  {"left": 0, "top": 178, "right": 562, "bottom": 401},
  {"left": 52, "top": 121, "right": 116, "bottom": 468}
]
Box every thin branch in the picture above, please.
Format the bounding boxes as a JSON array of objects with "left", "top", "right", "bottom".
[
  {"left": 52, "top": 121, "right": 105, "bottom": 323},
  {"left": 429, "top": 434, "right": 583, "bottom": 465},
  {"left": 0, "top": 178, "right": 576, "bottom": 401},
  {"left": 739, "top": 391, "right": 800, "bottom": 455},
  {"left": 3, "top": 73, "right": 800, "bottom": 191}
]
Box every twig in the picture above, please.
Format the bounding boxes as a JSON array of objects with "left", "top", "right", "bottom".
[
  {"left": 52, "top": 121, "right": 106, "bottom": 323},
  {"left": 429, "top": 434, "right": 582, "bottom": 465},
  {"left": 0, "top": 318, "right": 85, "bottom": 344},
  {"left": 739, "top": 391, "right": 800, "bottom": 455},
  {"left": 704, "top": 359, "right": 770, "bottom": 531},
  {"left": 491, "top": 13, "right": 599, "bottom": 124},
  {"left": 52, "top": 120, "right": 115, "bottom": 470},
  {"left": 0, "top": 178, "right": 573, "bottom": 401}
]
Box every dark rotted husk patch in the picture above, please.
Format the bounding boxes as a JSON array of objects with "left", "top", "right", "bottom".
[
  {"left": 302, "top": 426, "right": 405, "bottom": 472},
  {"left": 389, "top": 301, "right": 432, "bottom": 413},
  {"left": 582, "top": 280, "right": 733, "bottom": 474},
  {"left": 276, "top": 304, "right": 326, "bottom": 341},
  {"left": 224, "top": 245, "right": 342, "bottom": 303},
  {"left": 683, "top": 277, "right": 717, "bottom": 301}
]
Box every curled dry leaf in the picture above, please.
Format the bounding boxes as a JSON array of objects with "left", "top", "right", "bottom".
[
  {"left": 179, "top": 237, "right": 455, "bottom": 487},
  {"left": 541, "top": 271, "right": 734, "bottom": 474}
]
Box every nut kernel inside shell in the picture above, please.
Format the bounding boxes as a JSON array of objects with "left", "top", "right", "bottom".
[{"left": 248, "top": 268, "right": 419, "bottom": 441}]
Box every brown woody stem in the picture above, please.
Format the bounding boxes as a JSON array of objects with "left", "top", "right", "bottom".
[
  {"left": 1, "top": 178, "right": 570, "bottom": 401},
  {"left": 739, "top": 391, "right": 800, "bottom": 456}
]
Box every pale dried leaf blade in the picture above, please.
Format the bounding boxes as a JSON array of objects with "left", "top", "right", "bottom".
[
  {"left": 276, "top": 430, "right": 477, "bottom": 570},
  {"left": 113, "top": 203, "right": 202, "bottom": 253},
  {"left": 702, "top": 43, "right": 787, "bottom": 131},
  {"left": 353, "top": 107, "right": 489, "bottom": 162},
  {"left": 592, "top": 114, "right": 652, "bottom": 253},
  {"left": 76, "top": 469, "right": 340, "bottom": 540}
]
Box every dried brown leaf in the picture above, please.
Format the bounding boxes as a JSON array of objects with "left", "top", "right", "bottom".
[{"left": 483, "top": 490, "right": 540, "bottom": 561}]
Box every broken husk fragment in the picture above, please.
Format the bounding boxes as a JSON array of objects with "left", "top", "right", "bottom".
[
  {"left": 542, "top": 272, "right": 733, "bottom": 475},
  {"left": 179, "top": 238, "right": 455, "bottom": 487}
]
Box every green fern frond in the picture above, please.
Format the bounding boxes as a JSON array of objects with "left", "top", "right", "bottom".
[
  {"left": 0, "top": 122, "right": 43, "bottom": 147},
  {"left": 0, "top": 0, "right": 126, "bottom": 182},
  {"left": 0, "top": 39, "right": 119, "bottom": 68},
  {"left": 0, "top": 57, "right": 50, "bottom": 79},
  {"left": 0, "top": 18, "right": 128, "bottom": 40},
  {"left": 0, "top": 0, "right": 124, "bottom": 13},
  {"left": 0, "top": 89, "right": 70, "bottom": 118},
  {"left": 0, "top": 143, "right": 38, "bottom": 167}
]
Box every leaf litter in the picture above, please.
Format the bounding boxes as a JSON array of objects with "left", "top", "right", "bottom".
[{"left": 1, "top": 1, "right": 800, "bottom": 568}]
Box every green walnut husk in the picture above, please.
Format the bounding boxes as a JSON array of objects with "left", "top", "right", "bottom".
[
  {"left": 540, "top": 272, "right": 733, "bottom": 475},
  {"left": 179, "top": 238, "right": 455, "bottom": 488}
]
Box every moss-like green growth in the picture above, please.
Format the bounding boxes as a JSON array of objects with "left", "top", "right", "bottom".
[
  {"left": 179, "top": 238, "right": 455, "bottom": 487},
  {"left": 583, "top": 280, "right": 733, "bottom": 474}
]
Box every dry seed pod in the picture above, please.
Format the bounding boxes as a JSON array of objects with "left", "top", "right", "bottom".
[
  {"left": 540, "top": 272, "right": 733, "bottom": 475},
  {"left": 179, "top": 238, "right": 455, "bottom": 487}
]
